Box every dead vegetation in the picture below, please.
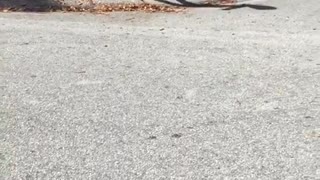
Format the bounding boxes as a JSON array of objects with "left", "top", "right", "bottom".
[
  {"left": 0, "top": 0, "right": 185, "bottom": 13},
  {"left": 63, "top": 3, "right": 185, "bottom": 13}
]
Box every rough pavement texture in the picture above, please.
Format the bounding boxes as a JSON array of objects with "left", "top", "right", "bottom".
[{"left": 1, "top": 0, "right": 320, "bottom": 179}]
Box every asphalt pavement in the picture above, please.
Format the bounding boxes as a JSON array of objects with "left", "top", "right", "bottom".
[{"left": 1, "top": 0, "right": 320, "bottom": 179}]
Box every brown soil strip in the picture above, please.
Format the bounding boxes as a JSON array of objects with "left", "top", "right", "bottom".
[{"left": 0, "top": 3, "right": 185, "bottom": 13}]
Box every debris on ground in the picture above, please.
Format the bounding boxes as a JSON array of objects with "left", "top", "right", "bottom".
[
  {"left": 66, "top": 3, "right": 185, "bottom": 13},
  {"left": 0, "top": 3, "right": 185, "bottom": 13}
]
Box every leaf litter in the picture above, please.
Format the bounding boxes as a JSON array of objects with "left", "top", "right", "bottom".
[{"left": 0, "top": 0, "right": 185, "bottom": 13}]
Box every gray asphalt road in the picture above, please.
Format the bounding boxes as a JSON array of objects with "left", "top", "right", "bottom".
[{"left": 1, "top": 0, "right": 320, "bottom": 179}]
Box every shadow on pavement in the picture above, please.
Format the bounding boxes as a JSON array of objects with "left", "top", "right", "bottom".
[
  {"left": 154, "top": 0, "right": 277, "bottom": 10},
  {"left": 0, "top": 0, "right": 63, "bottom": 11},
  {"left": 222, "top": 4, "right": 277, "bottom": 10}
]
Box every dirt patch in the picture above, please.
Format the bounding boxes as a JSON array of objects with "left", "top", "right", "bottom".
[
  {"left": 0, "top": 0, "right": 185, "bottom": 13},
  {"left": 64, "top": 3, "right": 185, "bottom": 13}
]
